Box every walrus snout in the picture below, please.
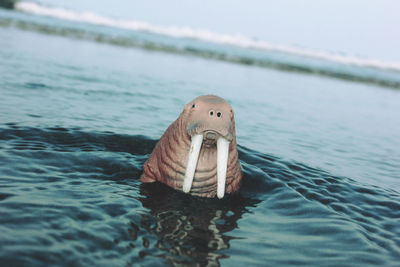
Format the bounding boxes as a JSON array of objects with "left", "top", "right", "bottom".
[{"left": 187, "top": 123, "right": 233, "bottom": 142}]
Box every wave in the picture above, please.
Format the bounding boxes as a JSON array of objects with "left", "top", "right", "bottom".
[
  {"left": 1, "top": 1, "right": 400, "bottom": 88},
  {"left": 14, "top": 1, "right": 400, "bottom": 72}
]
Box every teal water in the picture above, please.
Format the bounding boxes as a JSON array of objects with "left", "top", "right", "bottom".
[{"left": 0, "top": 4, "right": 400, "bottom": 266}]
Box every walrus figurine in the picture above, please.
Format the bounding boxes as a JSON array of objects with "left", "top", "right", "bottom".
[{"left": 140, "top": 95, "right": 242, "bottom": 198}]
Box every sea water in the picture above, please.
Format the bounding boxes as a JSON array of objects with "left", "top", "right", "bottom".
[{"left": 0, "top": 2, "right": 399, "bottom": 266}]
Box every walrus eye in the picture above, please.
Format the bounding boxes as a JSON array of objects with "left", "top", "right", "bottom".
[
  {"left": 209, "top": 110, "right": 214, "bottom": 116},
  {"left": 192, "top": 104, "right": 195, "bottom": 108},
  {"left": 217, "top": 112, "right": 221, "bottom": 117}
]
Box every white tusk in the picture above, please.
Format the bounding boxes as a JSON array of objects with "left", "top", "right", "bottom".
[
  {"left": 217, "top": 137, "right": 230, "bottom": 199},
  {"left": 182, "top": 134, "right": 203, "bottom": 193}
]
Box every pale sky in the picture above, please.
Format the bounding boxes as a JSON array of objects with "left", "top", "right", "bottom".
[{"left": 38, "top": 0, "right": 400, "bottom": 61}]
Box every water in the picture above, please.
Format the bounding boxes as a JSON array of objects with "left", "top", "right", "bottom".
[{"left": 1, "top": 2, "right": 400, "bottom": 266}]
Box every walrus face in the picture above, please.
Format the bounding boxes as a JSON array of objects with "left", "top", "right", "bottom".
[
  {"left": 181, "top": 95, "right": 235, "bottom": 198},
  {"left": 184, "top": 95, "right": 234, "bottom": 144}
]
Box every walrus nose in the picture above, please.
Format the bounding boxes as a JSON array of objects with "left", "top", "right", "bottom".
[{"left": 205, "top": 131, "right": 217, "bottom": 140}]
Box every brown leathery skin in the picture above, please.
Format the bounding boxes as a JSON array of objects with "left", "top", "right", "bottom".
[{"left": 140, "top": 95, "right": 242, "bottom": 198}]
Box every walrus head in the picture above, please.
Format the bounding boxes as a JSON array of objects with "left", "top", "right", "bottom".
[
  {"left": 184, "top": 95, "right": 234, "bottom": 142},
  {"left": 140, "top": 95, "right": 242, "bottom": 198}
]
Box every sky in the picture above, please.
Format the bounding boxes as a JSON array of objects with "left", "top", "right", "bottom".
[{"left": 37, "top": 0, "right": 400, "bottom": 62}]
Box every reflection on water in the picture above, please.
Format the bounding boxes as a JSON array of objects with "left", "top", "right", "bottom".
[{"left": 137, "top": 182, "right": 260, "bottom": 266}]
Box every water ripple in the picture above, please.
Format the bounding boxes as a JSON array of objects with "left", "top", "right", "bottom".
[{"left": 0, "top": 125, "right": 399, "bottom": 265}]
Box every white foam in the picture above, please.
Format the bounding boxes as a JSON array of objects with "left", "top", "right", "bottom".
[{"left": 15, "top": 1, "right": 400, "bottom": 72}]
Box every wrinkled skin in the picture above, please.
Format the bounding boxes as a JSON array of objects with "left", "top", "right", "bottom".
[{"left": 140, "top": 95, "right": 242, "bottom": 198}]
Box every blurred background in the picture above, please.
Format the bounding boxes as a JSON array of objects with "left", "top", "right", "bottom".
[
  {"left": 33, "top": 0, "right": 400, "bottom": 61},
  {"left": 0, "top": 1, "right": 399, "bottom": 266}
]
